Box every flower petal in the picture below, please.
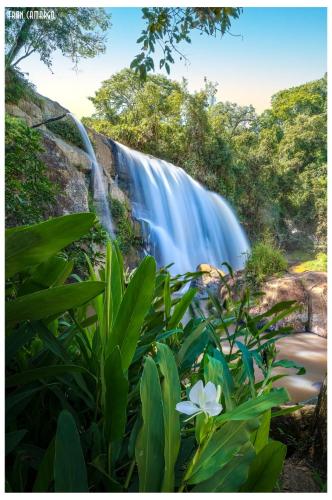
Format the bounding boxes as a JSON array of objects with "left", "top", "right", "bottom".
[
  {"left": 189, "top": 380, "right": 204, "bottom": 405},
  {"left": 176, "top": 401, "right": 200, "bottom": 416},
  {"left": 204, "top": 381, "right": 218, "bottom": 403},
  {"left": 204, "top": 402, "right": 223, "bottom": 417}
]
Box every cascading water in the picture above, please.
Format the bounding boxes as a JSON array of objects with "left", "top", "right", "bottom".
[
  {"left": 69, "top": 114, "right": 114, "bottom": 236},
  {"left": 112, "top": 141, "right": 250, "bottom": 275}
]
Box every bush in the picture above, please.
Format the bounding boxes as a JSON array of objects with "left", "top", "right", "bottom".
[
  {"left": 245, "top": 241, "right": 288, "bottom": 288},
  {"left": 5, "top": 114, "right": 58, "bottom": 227},
  {"left": 46, "top": 116, "right": 85, "bottom": 150}
]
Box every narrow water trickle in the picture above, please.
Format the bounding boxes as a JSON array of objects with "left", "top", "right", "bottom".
[
  {"left": 69, "top": 113, "right": 114, "bottom": 236},
  {"left": 113, "top": 141, "right": 250, "bottom": 274}
]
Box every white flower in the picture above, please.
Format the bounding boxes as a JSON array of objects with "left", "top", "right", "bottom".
[{"left": 176, "top": 380, "right": 223, "bottom": 418}]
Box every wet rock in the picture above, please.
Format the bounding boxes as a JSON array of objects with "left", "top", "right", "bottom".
[{"left": 192, "top": 264, "right": 225, "bottom": 299}]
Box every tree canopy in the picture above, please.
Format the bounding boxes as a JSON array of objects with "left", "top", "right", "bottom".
[{"left": 5, "top": 7, "right": 111, "bottom": 69}]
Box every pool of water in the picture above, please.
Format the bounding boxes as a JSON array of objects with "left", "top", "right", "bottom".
[{"left": 273, "top": 332, "right": 327, "bottom": 403}]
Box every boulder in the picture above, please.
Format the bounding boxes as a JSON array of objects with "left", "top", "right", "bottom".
[
  {"left": 301, "top": 272, "right": 327, "bottom": 338},
  {"left": 251, "top": 275, "right": 309, "bottom": 332},
  {"left": 250, "top": 272, "right": 327, "bottom": 337},
  {"left": 192, "top": 264, "right": 225, "bottom": 299}
]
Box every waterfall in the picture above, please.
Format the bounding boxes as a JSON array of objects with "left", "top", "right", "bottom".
[
  {"left": 69, "top": 114, "right": 114, "bottom": 236},
  {"left": 113, "top": 141, "right": 250, "bottom": 275}
]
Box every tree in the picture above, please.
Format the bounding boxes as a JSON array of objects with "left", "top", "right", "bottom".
[{"left": 5, "top": 7, "right": 111, "bottom": 69}]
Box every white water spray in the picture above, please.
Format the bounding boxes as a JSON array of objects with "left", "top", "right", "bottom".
[
  {"left": 69, "top": 113, "right": 114, "bottom": 236},
  {"left": 113, "top": 141, "right": 250, "bottom": 274}
]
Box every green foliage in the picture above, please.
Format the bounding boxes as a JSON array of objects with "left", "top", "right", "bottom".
[
  {"left": 5, "top": 114, "right": 58, "bottom": 227},
  {"left": 54, "top": 410, "right": 88, "bottom": 492},
  {"left": 245, "top": 241, "right": 288, "bottom": 288},
  {"left": 5, "top": 67, "right": 38, "bottom": 104},
  {"left": 5, "top": 8, "right": 111, "bottom": 70},
  {"left": 46, "top": 116, "right": 85, "bottom": 150},
  {"left": 110, "top": 196, "right": 140, "bottom": 254},
  {"left": 6, "top": 215, "right": 305, "bottom": 492}
]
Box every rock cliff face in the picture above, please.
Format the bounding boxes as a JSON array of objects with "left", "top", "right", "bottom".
[{"left": 5, "top": 90, "right": 140, "bottom": 265}]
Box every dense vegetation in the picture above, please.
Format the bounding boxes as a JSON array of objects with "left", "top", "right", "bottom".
[
  {"left": 84, "top": 70, "right": 327, "bottom": 251},
  {"left": 6, "top": 213, "right": 304, "bottom": 492},
  {"left": 5, "top": 114, "right": 58, "bottom": 227}
]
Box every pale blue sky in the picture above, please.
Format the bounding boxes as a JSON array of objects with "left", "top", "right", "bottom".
[{"left": 18, "top": 7, "right": 327, "bottom": 118}]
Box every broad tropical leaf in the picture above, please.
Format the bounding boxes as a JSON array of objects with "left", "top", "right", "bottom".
[
  {"left": 240, "top": 439, "right": 287, "bottom": 492},
  {"left": 6, "top": 281, "right": 105, "bottom": 324},
  {"left": 187, "top": 419, "right": 258, "bottom": 484},
  {"left": 193, "top": 442, "right": 255, "bottom": 492},
  {"left": 103, "top": 347, "right": 128, "bottom": 442},
  {"left": 110, "top": 256, "right": 156, "bottom": 369},
  {"left": 54, "top": 410, "right": 88, "bottom": 492},
  {"left": 135, "top": 357, "right": 164, "bottom": 492},
  {"left": 155, "top": 343, "right": 181, "bottom": 492},
  {"left": 6, "top": 213, "right": 96, "bottom": 278}
]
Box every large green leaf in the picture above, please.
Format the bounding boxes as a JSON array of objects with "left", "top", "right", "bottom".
[
  {"left": 236, "top": 341, "right": 255, "bottom": 397},
  {"left": 110, "top": 240, "right": 123, "bottom": 324},
  {"left": 168, "top": 287, "right": 197, "bottom": 329},
  {"left": 135, "top": 357, "right": 164, "bottom": 492},
  {"left": 33, "top": 439, "right": 55, "bottom": 492},
  {"left": 155, "top": 343, "right": 181, "bottom": 492},
  {"left": 6, "top": 281, "right": 105, "bottom": 324},
  {"left": 213, "top": 349, "right": 235, "bottom": 411},
  {"left": 103, "top": 347, "right": 128, "bottom": 443},
  {"left": 54, "top": 410, "right": 88, "bottom": 492},
  {"left": 252, "top": 410, "right": 271, "bottom": 453},
  {"left": 193, "top": 442, "right": 255, "bottom": 492},
  {"left": 6, "top": 213, "right": 96, "bottom": 278},
  {"left": 240, "top": 439, "right": 287, "bottom": 492},
  {"left": 215, "top": 388, "right": 289, "bottom": 424},
  {"left": 176, "top": 319, "right": 209, "bottom": 372},
  {"left": 110, "top": 256, "right": 156, "bottom": 370},
  {"left": 188, "top": 419, "right": 259, "bottom": 484}
]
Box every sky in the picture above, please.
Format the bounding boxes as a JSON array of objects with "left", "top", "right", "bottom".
[{"left": 17, "top": 7, "right": 327, "bottom": 118}]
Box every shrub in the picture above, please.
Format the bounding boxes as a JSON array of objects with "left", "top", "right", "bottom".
[
  {"left": 5, "top": 114, "right": 58, "bottom": 227},
  {"left": 46, "top": 116, "right": 85, "bottom": 150},
  {"left": 245, "top": 241, "right": 288, "bottom": 288}
]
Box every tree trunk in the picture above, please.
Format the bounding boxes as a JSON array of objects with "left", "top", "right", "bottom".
[
  {"left": 6, "top": 9, "right": 35, "bottom": 69},
  {"left": 310, "top": 375, "right": 327, "bottom": 480}
]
